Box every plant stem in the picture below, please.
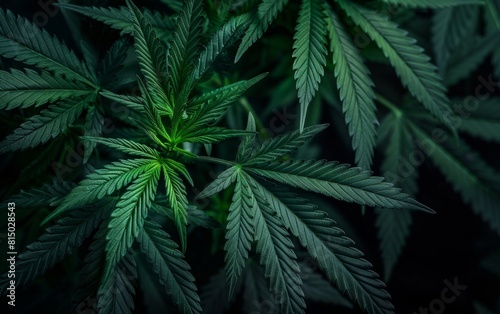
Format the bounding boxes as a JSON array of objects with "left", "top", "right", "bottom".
[{"left": 197, "top": 155, "right": 236, "bottom": 167}]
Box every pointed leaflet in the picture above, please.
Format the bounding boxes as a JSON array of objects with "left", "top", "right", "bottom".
[
  {"left": 196, "top": 167, "right": 238, "bottom": 199},
  {"left": 458, "top": 98, "right": 500, "bottom": 143},
  {"left": 0, "top": 202, "right": 112, "bottom": 294},
  {"left": 83, "top": 137, "right": 161, "bottom": 159},
  {"left": 380, "top": 0, "right": 483, "bottom": 7},
  {"left": 225, "top": 171, "right": 255, "bottom": 298},
  {"left": 127, "top": 0, "right": 171, "bottom": 114},
  {"left": 99, "top": 38, "right": 129, "bottom": 86},
  {"left": 326, "top": 7, "right": 377, "bottom": 169},
  {"left": 0, "top": 96, "right": 91, "bottom": 154},
  {"left": 43, "top": 159, "right": 153, "bottom": 224},
  {"left": 257, "top": 182, "right": 394, "bottom": 314},
  {"left": 235, "top": 0, "right": 289, "bottom": 62},
  {"left": 72, "top": 225, "right": 106, "bottom": 312},
  {"left": 242, "top": 262, "right": 273, "bottom": 314},
  {"left": 0, "top": 9, "right": 95, "bottom": 86},
  {"left": 432, "top": 5, "right": 479, "bottom": 74},
  {"left": 301, "top": 271, "right": 352, "bottom": 308},
  {"left": 444, "top": 32, "right": 500, "bottom": 86},
  {"left": 179, "top": 127, "right": 252, "bottom": 144},
  {"left": 247, "top": 175, "right": 306, "bottom": 314},
  {"left": 292, "top": 0, "right": 328, "bottom": 132},
  {"left": 200, "top": 268, "right": 232, "bottom": 314},
  {"left": 242, "top": 124, "right": 328, "bottom": 165},
  {"left": 103, "top": 162, "right": 160, "bottom": 282},
  {"left": 168, "top": 0, "right": 203, "bottom": 101},
  {"left": 0, "top": 69, "right": 93, "bottom": 110},
  {"left": 151, "top": 197, "right": 219, "bottom": 229},
  {"left": 185, "top": 73, "right": 267, "bottom": 130},
  {"left": 9, "top": 181, "right": 75, "bottom": 208},
  {"left": 83, "top": 105, "right": 105, "bottom": 163},
  {"left": 195, "top": 14, "right": 250, "bottom": 80},
  {"left": 162, "top": 161, "right": 190, "bottom": 253},
  {"left": 57, "top": 4, "right": 174, "bottom": 39},
  {"left": 375, "top": 112, "right": 418, "bottom": 281},
  {"left": 138, "top": 219, "right": 202, "bottom": 314},
  {"left": 337, "top": 0, "right": 455, "bottom": 132},
  {"left": 409, "top": 121, "right": 500, "bottom": 235},
  {"left": 246, "top": 160, "right": 432, "bottom": 212},
  {"left": 97, "top": 251, "right": 137, "bottom": 314}
]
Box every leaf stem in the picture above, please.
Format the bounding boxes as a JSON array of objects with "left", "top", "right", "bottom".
[
  {"left": 197, "top": 156, "right": 236, "bottom": 167},
  {"left": 376, "top": 94, "right": 403, "bottom": 118}
]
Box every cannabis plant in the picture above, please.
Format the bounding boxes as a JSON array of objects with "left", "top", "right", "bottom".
[{"left": 1, "top": 0, "right": 499, "bottom": 313}]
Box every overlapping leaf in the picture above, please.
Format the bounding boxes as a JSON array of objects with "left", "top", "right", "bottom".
[
  {"left": 103, "top": 163, "right": 160, "bottom": 282},
  {"left": 0, "top": 96, "right": 92, "bottom": 154},
  {"left": 0, "top": 69, "right": 93, "bottom": 110},
  {"left": 409, "top": 118, "right": 500, "bottom": 235},
  {"left": 0, "top": 8, "right": 95, "bottom": 85},
  {"left": 235, "top": 0, "right": 289, "bottom": 62},
  {"left": 139, "top": 219, "right": 201, "bottom": 314},
  {"left": 337, "top": 0, "right": 455, "bottom": 131}
]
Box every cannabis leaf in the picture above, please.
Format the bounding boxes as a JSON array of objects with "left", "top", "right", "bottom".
[
  {"left": 326, "top": 7, "right": 377, "bottom": 169},
  {"left": 198, "top": 121, "right": 432, "bottom": 313},
  {"left": 0, "top": 69, "right": 94, "bottom": 110},
  {"left": 292, "top": 0, "right": 328, "bottom": 132},
  {"left": 408, "top": 111, "right": 500, "bottom": 235},
  {"left": 337, "top": 0, "right": 455, "bottom": 132},
  {"left": 0, "top": 8, "right": 96, "bottom": 86},
  {"left": 375, "top": 110, "right": 418, "bottom": 280},
  {"left": 0, "top": 95, "right": 94, "bottom": 153},
  {"left": 138, "top": 219, "right": 202, "bottom": 314}
]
